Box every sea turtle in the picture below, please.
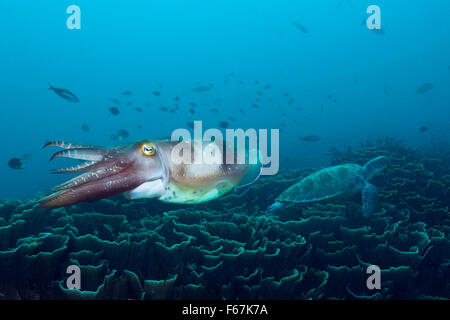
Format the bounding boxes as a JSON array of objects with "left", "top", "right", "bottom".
[{"left": 267, "top": 156, "right": 390, "bottom": 218}]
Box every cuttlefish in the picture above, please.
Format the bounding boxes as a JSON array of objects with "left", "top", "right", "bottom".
[{"left": 36, "top": 140, "right": 261, "bottom": 209}]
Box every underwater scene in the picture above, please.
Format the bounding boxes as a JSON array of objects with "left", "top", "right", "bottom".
[{"left": 1, "top": 0, "right": 449, "bottom": 301}]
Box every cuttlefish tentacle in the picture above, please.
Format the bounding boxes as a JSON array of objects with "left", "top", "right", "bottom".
[
  {"left": 49, "top": 148, "right": 106, "bottom": 162},
  {"left": 39, "top": 168, "right": 146, "bottom": 208},
  {"left": 36, "top": 140, "right": 261, "bottom": 209},
  {"left": 43, "top": 141, "right": 97, "bottom": 149},
  {"left": 50, "top": 161, "right": 97, "bottom": 174}
]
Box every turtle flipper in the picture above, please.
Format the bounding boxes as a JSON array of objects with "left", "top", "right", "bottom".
[
  {"left": 265, "top": 201, "right": 296, "bottom": 214},
  {"left": 266, "top": 201, "right": 284, "bottom": 213},
  {"left": 362, "top": 182, "right": 378, "bottom": 218}
]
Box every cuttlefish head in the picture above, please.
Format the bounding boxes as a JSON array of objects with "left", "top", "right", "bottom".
[{"left": 37, "top": 140, "right": 169, "bottom": 209}]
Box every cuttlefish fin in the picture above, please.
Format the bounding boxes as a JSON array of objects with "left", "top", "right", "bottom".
[
  {"left": 214, "top": 179, "right": 235, "bottom": 197},
  {"left": 159, "top": 179, "right": 235, "bottom": 204},
  {"left": 235, "top": 147, "right": 262, "bottom": 188}
]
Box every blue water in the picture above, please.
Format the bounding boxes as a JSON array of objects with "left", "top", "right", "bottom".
[{"left": 1, "top": 0, "right": 449, "bottom": 200}]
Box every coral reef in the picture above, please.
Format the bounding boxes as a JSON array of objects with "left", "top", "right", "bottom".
[{"left": 0, "top": 138, "right": 449, "bottom": 299}]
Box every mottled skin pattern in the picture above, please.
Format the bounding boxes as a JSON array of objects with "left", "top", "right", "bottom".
[
  {"left": 276, "top": 164, "right": 365, "bottom": 203},
  {"left": 153, "top": 142, "right": 254, "bottom": 204},
  {"left": 37, "top": 140, "right": 260, "bottom": 208}
]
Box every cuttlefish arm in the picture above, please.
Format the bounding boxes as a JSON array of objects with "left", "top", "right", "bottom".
[{"left": 36, "top": 140, "right": 261, "bottom": 208}]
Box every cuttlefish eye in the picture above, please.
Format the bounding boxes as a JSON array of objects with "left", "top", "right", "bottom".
[{"left": 141, "top": 143, "right": 156, "bottom": 156}]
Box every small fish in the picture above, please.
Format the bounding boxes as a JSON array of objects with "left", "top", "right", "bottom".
[
  {"left": 135, "top": 107, "right": 143, "bottom": 112},
  {"left": 192, "top": 85, "right": 212, "bottom": 92},
  {"left": 187, "top": 263, "right": 197, "bottom": 271},
  {"left": 8, "top": 158, "right": 24, "bottom": 169},
  {"left": 152, "top": 91, "right": 161, "bottom": 96},
  {"left": 293, "top": 21, "right": 308, "bottom": 33},
  {"left": 263, "top": 84, "right": 271, "bottom": 89},
  {"left": 122, "top": 91, "right": 132, "bottom": 96},
  {"left": 210, "top": 108, "right": 219, "bottom": 113},
  {"left": 127, "top": 102, "right": 133, "bottom": 106},
  {"left": 47, "top": 83, "right": 79, "bottom": 103},
  {"left": 160, "top": 106, "right": 168, "bottom": 112},
  {"left": 109, "top": 107, "right": 120, "bottom": 115},
  {"left": 415, "top": 83, "right": 433, "bottom": 94},
  {"left": 117, "top": 129, "right": 129, "bottom": 140},
  {"left": 190, "top": 102, "right": 197, "bottom": 107},
  {"left": 81, "top": 123, "right": 90, "bottom": 132},
  {"left": 110, "top": 129, "right": 129, "bottom": 141},
  {"left": 299, "top": 135, "right": 322, "bottom": 142},
  {"left": 22, "top": 153, "right": 32, "bottom": 161},
  {"left": 372, "top": 28, "right": 386, "bottom": 35},
  {"left": 189, "top": 108, "right": 195, "bottom": 114},
  {"left": 219, "top": 121, "right": 229, "bottom": 129},
  {"left": 174, "top": 96, "right": 180, "bottom": 101},
  {"left": 251, "top": 103, "right": 259, "bottom": 108},
  {"left": 111, "top": 98, "right": 121, "bottom": 105},
  {"left": 186, "top": 121, "right": 195, "bottom": 129},
  {"left": 419, "top": 126, "right": 428, "bottom": 133}
]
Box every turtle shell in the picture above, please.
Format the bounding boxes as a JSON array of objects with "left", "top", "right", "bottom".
[{"left": 276, "top": 163, "right": 365, "bottom": 203}]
